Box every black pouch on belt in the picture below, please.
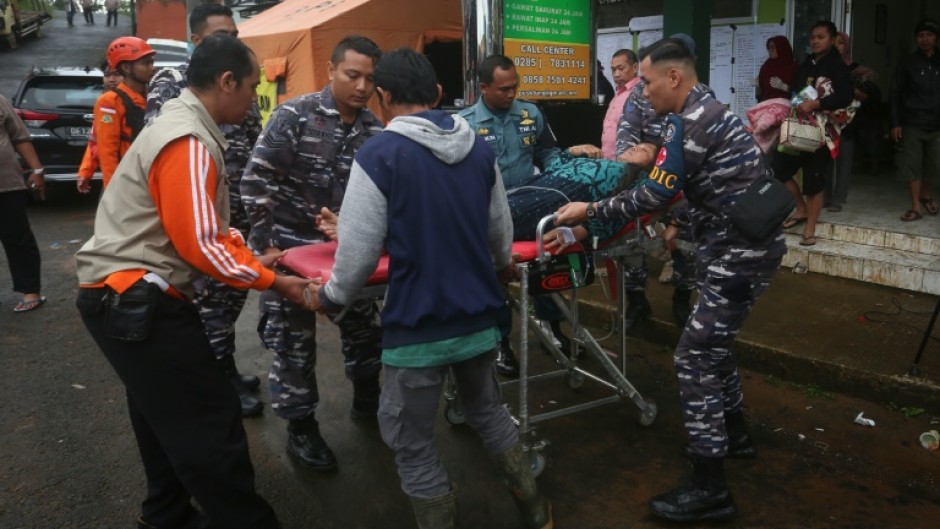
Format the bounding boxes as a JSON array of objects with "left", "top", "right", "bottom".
[
  {"left": 105, "top": 281, "right": 161, "bottom": 341},
  {"left": 729, "top": 175, "right": 795, "bottom": 242}
]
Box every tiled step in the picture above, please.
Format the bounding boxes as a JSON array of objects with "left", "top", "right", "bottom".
[
  {"left": 806, "top": 220, "right": 940, "bottom": 257},
  {"left": 782, "top": 233, "right": 940, "bottom": 295}
]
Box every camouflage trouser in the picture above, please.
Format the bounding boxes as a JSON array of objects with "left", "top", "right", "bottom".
[
  {"left": 257, "top": 291, "right": 383, "bottom": 420},
  {"left": 193, "top": 276, "right": 250, "bottom": 359},
  {"left": 622, "top": 247, "right": 697, "bottom": 292},
  {"left": 677, "top": 254, "right": 781, "bottom": 457}
]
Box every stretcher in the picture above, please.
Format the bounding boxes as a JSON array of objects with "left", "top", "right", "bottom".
[{"left": 279, "top": 211, "right": 666, "bottom": 476}]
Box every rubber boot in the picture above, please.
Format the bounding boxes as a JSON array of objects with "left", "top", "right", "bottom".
[
  {"left": 623, "top": 291, "right": 652, "bottom": 330},
  {"left": 287, "top": 417, "right": 337, "bottom": 472},
  {"left": 495, "top": 444, "right": 553, "bottom": 529},
  {"left": 216, "top": 355, "right": 262, "bottom": 418},
  {"left": 409, "top": 488, "right": 458, "bottom": 529},
  {"left": 495, "top": 338, "right": 519, "bottom": 377},
  {"left": 649, "top": 454, "right": 737, "bottom": 522},
  {"left": 351, "top": 375, "right": 381, "bottom": 420},
  {"left": 671, "top": 288, "right": 694, "bottom": 327}
]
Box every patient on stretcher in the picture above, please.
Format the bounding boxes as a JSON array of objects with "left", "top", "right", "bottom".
[{"left": 514, "top": 142, "right": 659, "bottom": 246}]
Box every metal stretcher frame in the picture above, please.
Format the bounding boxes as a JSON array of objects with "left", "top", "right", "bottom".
[
  {"left": 279, "top": 209, "right": 667, "bottom": 477},
  {"left": 444, "top": 214, "right": 660, "bottom": 476}
]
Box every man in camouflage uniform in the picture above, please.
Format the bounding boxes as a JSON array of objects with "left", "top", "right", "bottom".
[
  {"left": 557, "top": 38, "right": 785, "bottom": 523},
  {"left": 613, "top": 33, "right": 699, "bottom": 330},
  {"left": 145, "top": 3, "right": 265, "bottom": 417},
  {"left": 241, "top": 35, "right": 384, "bottom": 472}
]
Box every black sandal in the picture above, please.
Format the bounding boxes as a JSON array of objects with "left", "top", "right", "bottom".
[
  {"left": 901, "top": 209, "right": 923, "bottom": 222},
  {"left": 920, "top": 197, "right": 939, "bottom": 215}
]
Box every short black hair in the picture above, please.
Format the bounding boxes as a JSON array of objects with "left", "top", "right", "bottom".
[
  {"left": 812, "top": 20, "right": 838, "bottom": 38},
  {"left": 330, "top": 35, "right": 381, "bottom": 65},
  {"left": 639, "top": 38, "right": 695, "bottom": 69},
  {"left": 613, "top": 49, "right": 638, "bottom": 64},
  {"left": 189, "top": 3, "right": 233, "bottom": 34},
  {"left": 479, "top": 55, "right": 514, "bottom": 84},
  {"left": 187, "top": 34, "right": 254, "bottom": 90},
  {"left": 374, "top": 48, "right": 438, "bottom": 106}
]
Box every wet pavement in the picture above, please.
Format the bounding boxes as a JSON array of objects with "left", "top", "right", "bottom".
[
  {"left": 1, "top": 14, "right": 939, "bottom": 529},
  {"left": 2, "top": 169, "right": 938, "bottom": 529}
]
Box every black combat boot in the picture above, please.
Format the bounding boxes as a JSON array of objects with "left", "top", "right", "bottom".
[
  {"left": 672, "top": 288, "right": 694, "bottom": 327},
  {"left": 649, "top": 454, "right": 737, "bottom": 522},
  {"left": 623, "top": 291, "right": 652, "bottom": 330},
  {"left": 351, "top": 375, "right": 381, "bottom": 420},
  {"left": 216, "top": 355, "right": 262, "bottom": 417},
  {"left": 723, "top": 410, "right": 757, "bottom": 458},
  {"left": 287, "top": 417, "right": 337, "bottom": 472},
  {"left": 495, "top": 338, "right": 520, "bottom": 377},
  {"left": 546, "top": 320, "right": 583, "bottom": 359}
]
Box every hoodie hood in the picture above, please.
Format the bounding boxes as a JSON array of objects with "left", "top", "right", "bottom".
[{"left": 385, "top": 110, "right": 476, "bottom": 165}]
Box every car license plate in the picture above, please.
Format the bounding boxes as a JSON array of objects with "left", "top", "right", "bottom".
[{"left": 69, "top": 126, "right": 90, "bottom": 137}]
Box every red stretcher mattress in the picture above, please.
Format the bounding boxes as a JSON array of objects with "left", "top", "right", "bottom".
[{"left": 278, "top": 208, "right": 666, "bottom": 283}]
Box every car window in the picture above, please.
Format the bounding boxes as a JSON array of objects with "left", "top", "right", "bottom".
[
  {"left": 151, "top": 46, "right": 188, "bottom": 60},
  {"left": 19, "top": 77, "right": 104, "bottom": 110}
]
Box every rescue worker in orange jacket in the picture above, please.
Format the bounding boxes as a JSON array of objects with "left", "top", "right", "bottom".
[
  {"left": 77, "top": 62, "right": 123, "bottom": 193},
  {"left": 92, "top": 36, "right": 156, "bottom": 188}
]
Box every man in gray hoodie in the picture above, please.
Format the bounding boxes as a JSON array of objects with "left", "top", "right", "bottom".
[{"left": 309, "top": 48, "right": 552, "bottom": 529}]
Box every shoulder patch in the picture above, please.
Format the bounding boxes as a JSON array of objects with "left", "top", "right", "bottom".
[{"left": 100, "top": 114, "right": 113, "bottom": 124}]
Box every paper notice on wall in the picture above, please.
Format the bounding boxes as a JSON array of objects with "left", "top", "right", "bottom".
[
  {"left": 709, "top": 25, "right": 734, "bottom": 106},
  {"left": 732, "top": 23, "right": 787, "bottom": 120}
]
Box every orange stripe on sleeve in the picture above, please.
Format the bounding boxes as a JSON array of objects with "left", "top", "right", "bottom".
[{"left": 148, "top": 136, "right": 275, "bottom": 291}]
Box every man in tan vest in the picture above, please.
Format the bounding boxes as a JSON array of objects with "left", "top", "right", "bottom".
[{"left": 75, "top": 35, "right": 311, "bottom": 529}]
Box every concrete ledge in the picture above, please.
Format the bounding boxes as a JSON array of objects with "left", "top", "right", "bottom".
[{"left": 574, "top": 298, "right": 940, "bottom": 409}]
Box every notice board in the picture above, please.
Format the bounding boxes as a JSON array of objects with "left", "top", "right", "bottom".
[{"left": 504, "top": 0, "right": 592, "bottom": 100}]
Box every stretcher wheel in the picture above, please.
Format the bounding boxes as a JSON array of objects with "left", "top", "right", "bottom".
[
  {"left": 529, "top": 451, "right": 546, "bottom": 478},
  {"left": 444, "top": 400, "right": 466, "bottom": 425},
  {"left": 565, "top": 371, "right": 585, "bottom": 389},
  {"left": 638, "top": 401, "right": 658, "bottom": 426}
]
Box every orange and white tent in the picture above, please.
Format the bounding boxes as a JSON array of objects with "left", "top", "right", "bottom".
[{"left": 238, "top": 0, "right": 462, "bottom": 105}]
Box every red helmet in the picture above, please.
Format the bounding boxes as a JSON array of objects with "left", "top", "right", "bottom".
[{"left": 107, "top": 37, "right": 156, "bottom": 70}]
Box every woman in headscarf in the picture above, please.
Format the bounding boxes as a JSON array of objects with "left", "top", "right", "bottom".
[{"left": 758, "top": 36, "right": 798, "bottom": 101}]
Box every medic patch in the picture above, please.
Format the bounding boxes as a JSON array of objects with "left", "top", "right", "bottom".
[
  {"left": 644, "top": 114, "right": 686, "bottom": 195},
  {"left": 655, "top": 147, "right": 667, "bottom": 167}
]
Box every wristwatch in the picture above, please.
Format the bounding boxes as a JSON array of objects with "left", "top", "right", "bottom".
[{"left": 586, "top": 202, "right": 597, "bottom": 219}]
